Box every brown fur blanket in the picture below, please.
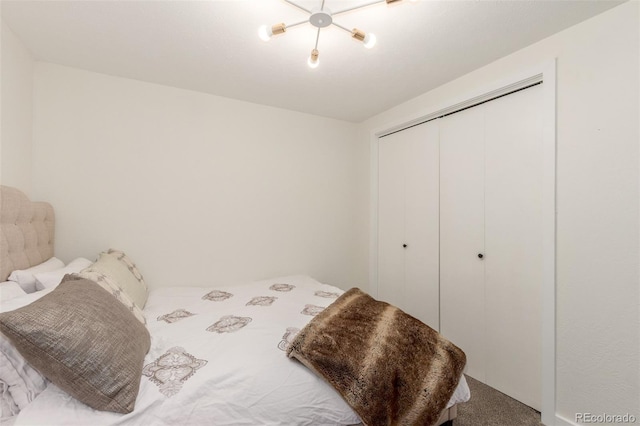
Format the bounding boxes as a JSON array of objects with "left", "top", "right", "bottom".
[{"left": 287, "top": 288, "right": 466, "bottom": 426}]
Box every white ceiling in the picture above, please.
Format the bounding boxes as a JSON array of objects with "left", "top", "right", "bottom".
[{"left": 1, "top": 0, "right": 625, "bottom": 122}]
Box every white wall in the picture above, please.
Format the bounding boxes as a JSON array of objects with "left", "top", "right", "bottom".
[
  {"left": 32, "top": 63, "right": 368, "bottom": 290},
  {"left": 361, "top": 1, "right": 639, "bottom": 424},
  {"left": 1, "top": 19, "right": 34, "bottom": 194}
]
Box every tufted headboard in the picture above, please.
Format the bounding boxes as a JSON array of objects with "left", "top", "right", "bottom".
[{"left": 0, "top": 186, "right": 55, "bottom": 281}]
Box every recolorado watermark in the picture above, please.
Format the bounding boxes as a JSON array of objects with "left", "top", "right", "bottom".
[{"left": 576, "top": 413, "right": 637, "bottom": 424}]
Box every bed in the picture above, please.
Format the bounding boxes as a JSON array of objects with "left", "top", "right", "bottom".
[{"left": 0, "top": 186, "right": 469, "bottom": 426}]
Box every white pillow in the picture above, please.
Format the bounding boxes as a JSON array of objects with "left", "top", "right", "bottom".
[
  {"left": 0, "top": 288, "right": 54, "bottom": 314},
  {"left": 0, "top": 282, "right": 27, "bottom": 303},
  {"left": 34, "top": 258, "right": 93, "bottom": 291},
  {"left": 7, "top": 258, "right": 65, "bottom": 294},
  {"left": 0, "top": 289, "right": 52, "bottom": 418}
]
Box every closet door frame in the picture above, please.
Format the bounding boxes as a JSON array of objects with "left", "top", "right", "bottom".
[{"left": 369, "top": 60, "right": 557, "bottom": 426}]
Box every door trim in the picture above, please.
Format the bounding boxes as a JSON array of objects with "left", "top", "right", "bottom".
[{"left": 369, "top": 60, "right": 557, "bottom": 425}]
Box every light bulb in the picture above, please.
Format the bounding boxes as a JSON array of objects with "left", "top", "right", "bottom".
[
  {"left": 308, "top": 49, "right": 320, "bottom": 68},
  {"left": 363, "top": 33, "right": 377, "bottom": 49},
  {"left": 352, "top": 28, "right": 376, "bottom": 48},
  {"left": 258, "top": 25, "right": 272, "bottom": 42}
]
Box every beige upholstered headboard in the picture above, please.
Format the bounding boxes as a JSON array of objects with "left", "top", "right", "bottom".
[{"left": 0, "top": 186, "right": 55, "bottom": 281}]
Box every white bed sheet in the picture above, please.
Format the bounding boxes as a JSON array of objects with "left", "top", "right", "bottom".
[{"left": 13, "top": 276, "right": 469, "bottom": 425}]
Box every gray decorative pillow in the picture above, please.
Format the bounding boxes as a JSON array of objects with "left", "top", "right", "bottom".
[{"left": 0, "top": 275, "right": 151, "bottom": 414}]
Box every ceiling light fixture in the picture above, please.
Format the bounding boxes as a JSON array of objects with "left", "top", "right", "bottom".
[{"left": 259, "top": 0, "right": 407, "bottom": 68}]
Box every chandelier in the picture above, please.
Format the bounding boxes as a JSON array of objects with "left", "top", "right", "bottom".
[{"left": 259, "top": 0, "right": 410, "bottom": 68}]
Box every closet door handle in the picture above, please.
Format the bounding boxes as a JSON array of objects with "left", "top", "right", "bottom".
[
  {"left": 478, "top": 253, "right": 484, "bottom": 259},
  {"left": 403, "top": 244, "right": 408, "bottom": 248}
]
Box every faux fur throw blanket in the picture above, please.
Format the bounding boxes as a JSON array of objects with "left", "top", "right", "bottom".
[{"left": 287, "top": 288, "right": 466, "bottom": 426}]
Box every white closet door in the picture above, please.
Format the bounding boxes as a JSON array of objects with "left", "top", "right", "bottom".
[
  {"left": 378, "top": 121, "right": 440, "bottom": 329},
  {"left": 378, "top": 136, "right": 406, "bottom": 309},
  {"left": 439, "top": 107, "right": 486, "bottom": 381},
  {"left": 484, "top": 85, "right": 543, "bottom": 410},
  {"left": 404, "top": 121, "right": 440, "bottom": 329}
]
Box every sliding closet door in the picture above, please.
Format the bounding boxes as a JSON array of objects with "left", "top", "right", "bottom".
[
  {"left": 378, "top": 133, "right": 406, "bottom": 310},
  {"left": 403, "top": 122, "right": 439, "bottom": 329},
  {"left": 439, "top": 107, "right": 486, "bottom": 381},
  {"left": 440, "top": 84, "right": 544, "bottom": 409},
  {"left": 378, "top": 121, "right": 440, "bottom": 330},
  {"left": 484, "top": 85, "right": 543, "bottom": 410}
]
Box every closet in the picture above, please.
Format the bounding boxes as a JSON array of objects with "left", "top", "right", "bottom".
[{"left": 377, "top": 84, "right": 543, "bottom": 410}]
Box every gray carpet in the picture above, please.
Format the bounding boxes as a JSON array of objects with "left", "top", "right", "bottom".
[{"left": 455, "top": 376, "right": 542, "bottom": 426}]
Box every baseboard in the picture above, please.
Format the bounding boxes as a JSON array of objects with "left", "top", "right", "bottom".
[{"left": 555, "top": 414, "right": 579, "bottom": 426}]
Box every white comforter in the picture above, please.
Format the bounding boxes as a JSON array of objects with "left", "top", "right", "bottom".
[{"left": 12, "top": 276, "right": 469, "bottom": 426}]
